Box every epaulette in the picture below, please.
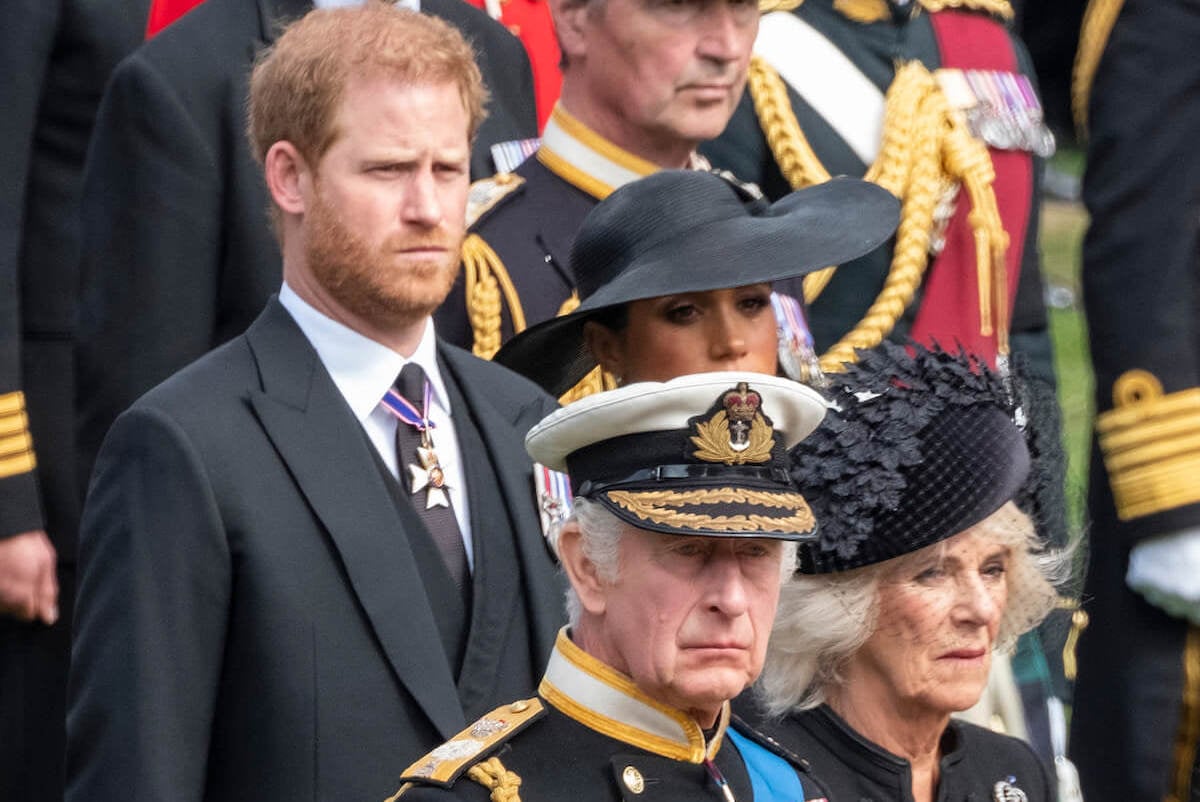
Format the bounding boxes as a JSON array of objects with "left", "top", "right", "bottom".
[
  {"left": 392, "top": 698, "right": 544, "bottom": 792},
  {"left": 466, "top": 173, "right": 526, "bottom": 230}
]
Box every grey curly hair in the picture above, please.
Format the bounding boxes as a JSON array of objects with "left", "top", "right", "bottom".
[{"left": 756, "top": 501, "right": 1070, "bottom": 715}]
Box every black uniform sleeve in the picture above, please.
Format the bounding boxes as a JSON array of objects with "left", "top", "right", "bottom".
[
  {"left": 0, "top": 0, "right": 59, "bottom": 537},
  {"left": 1081, "top": 0, "right": 1200, "bottom": 541}
]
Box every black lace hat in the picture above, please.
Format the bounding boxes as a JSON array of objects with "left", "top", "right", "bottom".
[
  {"left": 493, "top": 170, "right": 900, "bottom": 397},
  {"left": 791, "top": 342, "right": 1031, "bottom": 573}
]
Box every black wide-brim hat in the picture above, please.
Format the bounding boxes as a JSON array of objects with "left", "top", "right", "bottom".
[
  {"left": 494, "top": 171, "right": 900, "bottom": 397},
  {"left": 526, "top": 372, "right": 828, "bottom": 540}
]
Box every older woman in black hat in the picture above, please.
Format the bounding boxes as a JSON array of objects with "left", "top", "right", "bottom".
[
  {"left": 742, "top": 342, "right": 1067, "bottom": 802},
  {"left": 493, "top": 170, "right": 899, "bottom": 398}
]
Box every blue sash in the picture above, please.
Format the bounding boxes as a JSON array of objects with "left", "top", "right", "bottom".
[{"left": 726, "top": 726, "right": 805, "bottom": 802}]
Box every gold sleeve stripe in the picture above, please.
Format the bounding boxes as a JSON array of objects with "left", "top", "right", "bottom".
[
  {"left": 1072, "top": 0, "right": 1126, "bottom": 136},
  {"left": 0, "top": 409, "right": 30, "bottom": 437},
  {"left": 0, "top": 431, "right": 34, "bottom": 458},
  {"left": 1098, "top": 371, "right": 1200, "bottom": 520},
  {"left": 0, "top": 450, "right": 37, "bottom": 480},
  {"left": 0, "top": 391, "right": 27, "bottom": 416}
]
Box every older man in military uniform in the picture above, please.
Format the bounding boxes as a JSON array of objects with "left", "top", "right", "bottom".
[
  {"left": 388, "top": 372, "right": 832, "bottom": 802},
  {"left": 433, "top": 0, "right": 817, "bottom": 375}
]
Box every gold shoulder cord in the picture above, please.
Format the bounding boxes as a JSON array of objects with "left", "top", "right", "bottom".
[
  {"left": 1071, "top": 0, "right": 1126, "bottom": 136},
  {"left": 461, "top": 234, "right": 527, "bottom": 359},
  {"left": 748, "top": 55, "right": 1008, "bottom": 372},
  {"left": 467, "top": 757, "right": 524, "bottom": 802}
]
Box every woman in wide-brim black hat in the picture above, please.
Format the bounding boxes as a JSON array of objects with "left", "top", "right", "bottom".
[{"left": 492, "top": 170, "right": 900, "bottom": 397}]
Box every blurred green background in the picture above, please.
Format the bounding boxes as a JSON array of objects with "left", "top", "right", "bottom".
[{"left": 1041, "top": 150, "right": 1090, "bottom": 536}]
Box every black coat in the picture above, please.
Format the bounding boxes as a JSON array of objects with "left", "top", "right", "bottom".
[
  {"left": 75, "top": 0, "right": 537, "bottom": 483},
  {"left": 66, "top": 299, "right": 565, "bottom": 802},
  {"left": 739, "top": 701, "right": 1052, "bottom": 802},
  {"left": 0, "top": 2, "right": 148, "bottom": 800}
]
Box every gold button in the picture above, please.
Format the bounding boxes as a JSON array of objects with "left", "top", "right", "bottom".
[
  {"left": 509, "top": 700, "right": 529, "bottom": 713},
  {"left": 622, "top": 766, "right": 644, "bottom": 794}
]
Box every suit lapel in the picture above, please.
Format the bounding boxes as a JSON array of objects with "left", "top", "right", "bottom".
[
  {"left": 245, "top": 300, "right": 466, "bottom": 739},
  {"left": 438, "top": 347, "right": 564, "bottom": 663}
]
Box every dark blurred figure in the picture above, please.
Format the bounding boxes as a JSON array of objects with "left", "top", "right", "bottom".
[
  {"left": 1016, "top": 0, "right": 1087, "bottom": 146},
  {"left": 0, "top": 2, "right": 149, "bottom": 801},
  {"left": 1072, "top": 1, "right": 1200, "bottom": 800},
  {"left": 75, "top": 0, "right": 537, "bottom": 485}
]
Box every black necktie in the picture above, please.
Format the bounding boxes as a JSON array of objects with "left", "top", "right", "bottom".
[{"left": 394, "top": 363, "right": 470, "bottom": 597}]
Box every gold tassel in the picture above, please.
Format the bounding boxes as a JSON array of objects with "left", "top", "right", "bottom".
[
  {"left": 467, "top": 757, "right": 524, "bottom": 802},
  {"left": 749, "top": 56, "right": 1011, "bottom": 371}
]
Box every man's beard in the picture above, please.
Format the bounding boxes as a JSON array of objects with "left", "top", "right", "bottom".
[{"left": 304, "top": 189, "right": 460, "bottom": 330}]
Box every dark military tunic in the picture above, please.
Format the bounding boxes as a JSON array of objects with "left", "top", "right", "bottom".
[
  {"left": 737, "top": 699, "right": 1053, "bottom": 802},
  {"left": 701, "top": 0, "right": 1049, "bottom": 363},
  {"left": 1070, "top": 0, "right": 1200, "bottom": 799},
  {"left": 435, "top": 104, "right": 811, "bottom": 361},
  {"left": 392, "top": 631, "right": 830, "bottom": 802}
]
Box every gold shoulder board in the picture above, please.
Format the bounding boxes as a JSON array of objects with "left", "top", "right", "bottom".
[
  {"left": 394, "top": 698, "right": 544, "bottom": 791},
  {"left": 466, "top": 173, "right": 526, "bottom": 229}
]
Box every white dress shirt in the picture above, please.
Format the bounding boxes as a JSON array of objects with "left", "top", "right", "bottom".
[{"left": 279, "top": 283, "right": 473, "bottom": 570}]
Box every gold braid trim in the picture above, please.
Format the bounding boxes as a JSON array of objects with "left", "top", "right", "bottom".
[
  {"left": 461, "top": 234, "right": 527, "bottom": 359},
  {"left": 466, "top": 757, "right": 523, "bottom": 802},
  {"left": 748, "top": 56, "right": 1008, "bottom": 372},
  {"left": 833, "top": 0, "right": 888, "bottom": 23},
  {"left": 917, "top": 0, "right": 1013, "bottom": 19},
  {"left": 1071, "top": 0, "right": 1125, "bottom": 137},
  {"left": 1168, "top": 627, "right": 1200, "bottom": 802},
  {"left": 606, "top": 488, "right": 817, "bottom": 534}
]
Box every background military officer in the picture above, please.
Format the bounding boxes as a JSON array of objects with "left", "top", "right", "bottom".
[
  {"left": 434, "top": 0, "right": 819, "bottom": 371},
  {"left": 1071, "top": 0, "right": 1200, "bottom": 798},
  {"left": 390, "top": 372, "right": 832, "bottom": 801}
]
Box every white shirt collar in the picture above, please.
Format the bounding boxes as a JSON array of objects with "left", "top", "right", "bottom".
[{"left": 278, "top": 282, "right": 450, "bottom": 422}]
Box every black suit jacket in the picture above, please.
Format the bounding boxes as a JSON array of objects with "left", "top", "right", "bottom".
[
  {"left": 76, "top": 0, "right": 537, "bottom": 485},
  {"left": 67, "top": 299, "right": 564, "bottom": 802}
]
